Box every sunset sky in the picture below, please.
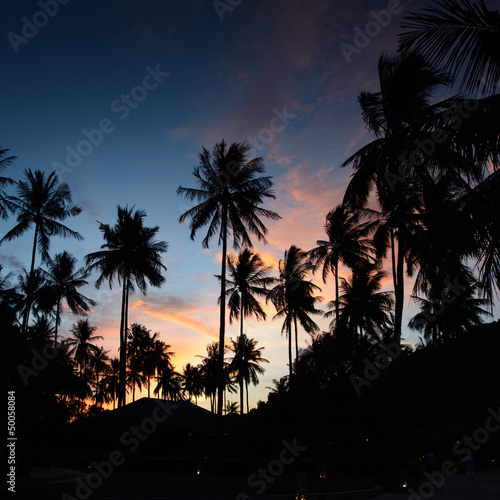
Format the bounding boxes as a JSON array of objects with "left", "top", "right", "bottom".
[{"left": 2, "top": 0, "right": 495, "bottom": 410}]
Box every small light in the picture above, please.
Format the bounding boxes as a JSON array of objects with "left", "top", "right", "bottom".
[{"left": 403, "top": 480, "right": 408, "bottom": 488}]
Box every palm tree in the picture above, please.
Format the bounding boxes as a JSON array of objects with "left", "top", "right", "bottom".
[
  {"left": 309, "top": 204, "right": 374, "bottom": 364},
  {"left": 177, "top": 139, "right": 280, "bottom": 421},
  {"left": 2, "top": 169, "right": 82, "bottom": 332},
  {"left": 220, "top": 248, "right": 274, "bottom": 336},
  {"left": 342, "top": 51, "right": 454, "bottom": 347},
  {"left": 102, "top": 357, "right": 120, "bottom": 409},
  {"left": 0, "top": 147, "right": 16, "bottom": 220},
  {"left": 14, "top": 268, "right": 47, "bottom": 331},
  {"left": 326, "top": 262, "right": 393, "bottom": 347},
  {"left": 228, "top": 333, "right": 269, "bottom": 414},
  {"left": 3, "top": 169, "right": 82, "bottom": 277},
  {"left": 154, "top": 368, "right": 183, "bottom": 400},
  {"left": 89, "top": 346, "right": 110, "bottom": 388},
  {"left": 399, "top": 0, "right": 500, "bottom": 97},
  {"left": 85, "top": 206, "right": 167, "bottom": 408},
  {"left": 42, "top": 251, "right": 96, "bottom": 346},
  {"left": 267, "top": 245, "right": 323, "bottom": 379},
  {"left": 225, "top": 401, "right": 239, "bottom": 415},
  {"left": 182, "top": 363, "right": 204, "bottom": 404},
  {"left": 197, "top": 342, "right": 222, "bottom": 413},
  {"left": 65, "top": 319, "right": 103, "bottom": 377},
  {"left": 126, "top": 355, "right": 147, "bottom": 402},
  {"left": 145, "top": 339, "right": 174, "bottom": 398},
  {"left": 0, "top": 266, "right": 20, "bottom": 329},
  {"left": 89, "top": 346, "right": 110, "bottom": 406}
]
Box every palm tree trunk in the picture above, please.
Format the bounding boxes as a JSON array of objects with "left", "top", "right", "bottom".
[
  {"left": 246, "top": 380, "right": 249, "bottom": 414},
  {"left": 217, "top": 206, "right": 228, "bottom": 423},
  {"left": 239, "top": 376, "right": 244, "bottom": 415},
  {"left": 335, "top": 259, "right": 341, "bottom": 369},
  {"left": 54, "top": 298, "right": 61, "bottom": 346},
  {"left": 22, "top": 223, "right": 40, "bottom": 335},
  {"left": 118, "top": 276, "right": 128, "bottom": 408},
  {"left": 294, "top": 315, "right": 299, "bottom": 370},
  {"left": 288, "top": 326, "right": 293, "bottom": 380},
  {"left": 240, "top": 299, "right": 244, "bottom": 336}
]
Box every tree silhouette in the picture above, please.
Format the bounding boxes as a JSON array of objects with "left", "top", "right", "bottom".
[
  {"left": 2, "top": 169, "right": 82, "bottom": 333},
  {"left": 42, "top": 251, "right": 95, "bottom": 346},
  {"left": 309, "top": 204, "right": 374, "bottom": 365},
  {"left": 228, "top": 333, "right": 269, "bottom": 414},
  {"left": 85, "top": 206, "right": 167, "bottom": 408},
  {"left": 220, "top": 248, "right": 273, "bottom": 336},
  {"left": 327, "top": 262, "right": 393, "bottom": 349},
  {"left": 182, "top": 363, "right": 204, "bottom": 404},
  {"left": 177, "top": 139, "right": 280, "bottom": 421},
  {"left": 66, "top": 319, "right": 103, "bottom": 378},
  {"left": 268, "top": 245, "right": 322, "bottom": 379},
  {"left": 399, "top": 0, "right": 500, "bottom": 97},
  {"left": 0, "top": 147, "right": 16, "bottom": 220}
]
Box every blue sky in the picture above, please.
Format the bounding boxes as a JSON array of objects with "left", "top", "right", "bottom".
[{"left": 2, "top": 0, "right": 495, "bottom": 409}]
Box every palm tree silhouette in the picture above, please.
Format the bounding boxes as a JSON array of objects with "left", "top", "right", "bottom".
[
  {"left": 197, "top": 342, "right": 225, "bottom": 412},
  {"left": 14, "top": 268, "right": 47, "bottom": 331},
  {"left": 399, "top": 0, "right": 500, "bottom": 96},
  {"left": 66, "top": 319, "right": 103, "bottom": 378},
  {"left": 220, "top": 248, "right": 273, "bottom": 336},
  {"left": 126, "top": 355, "right": 147, "bottom": 402},
  {"left": 342, "top": 51, "right": 453, "bottom": 347},
  {"left": 102, "top": 357, "right": 120, "bottom": 409},
  {"left": 268, "top": 245, "right": 322, "bottom": 379},
  {"left": 309, "top": 204, "right": 374, "bottom": 365},
  {"left": 89, "top": 346, "right": 110, "bottom": 406},
  {"left": 182, "top": 363, "right": 204, "bottom": 404},
  {"left": 177, "top": 139, "right": 280, "bottom": 421},
  {"left": 228, "top": 333, "right": 269, "bottom": 414},
  {"left": 2, "top": 169, "right": 82, "bottom": 333},
  {"left": 85, "top": 206, "right": 167, "bottom": 408},
  {"left": 327, "top": 262, "right": 393, "bottom": 346},
  {"left": 42, "top": 251, "right": 96, "bottom": 346},
  {"left": 0, "top": 147, "right": 16, "bottom": 220}
]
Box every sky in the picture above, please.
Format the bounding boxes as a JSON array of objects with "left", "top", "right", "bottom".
[{"left": 2, "top": 0, "right": 497, "bottom": 410}]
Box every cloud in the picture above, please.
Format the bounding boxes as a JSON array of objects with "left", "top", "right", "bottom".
[
  {"left": 167, "top": 125, "right": 193, "bottom": 142},
  {"left": 131, "top": 297, "right": 219, "bottom": 341}
]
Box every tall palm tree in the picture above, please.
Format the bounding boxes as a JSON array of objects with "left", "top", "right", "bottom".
[
  {"left": 85, "top": 206, "right": 167, "bottom": 408},
  {"left": 177, "top": 139, "right": 280, "bottom": 421},
  {"left": 2, "top": 170, "right": 82, "bottom": 332},
  {"left": 0, "top": 147, "right": 16, "bottom": 220},
  {"left": 309, "top": 204, "right": 374, "bottom": 364},
  {"left": 66, "top": 319, "right": 103, "bottom": 377},
  {"left": 220, "top": 248, "right": 274, "bottom": 336},
  {"left": 399, "top": 0, "right": 500, "bottom": 97},
  {"left": 267, "top": 245, "right": 323, "bottom": 379},
  {"left": 42, "top": 251, "right": 96, "bottom": 346},
  {"left": 342, "top": 51, "right": 454, "bottom": 347},
  {"left": 228, "top": 333, "right": 269, "bottom": 414}
]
